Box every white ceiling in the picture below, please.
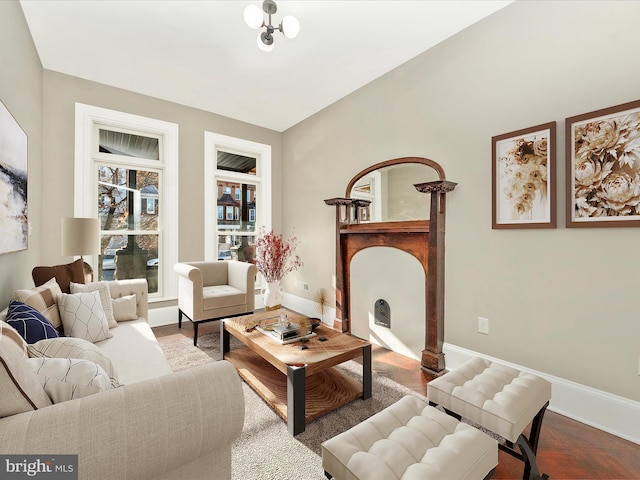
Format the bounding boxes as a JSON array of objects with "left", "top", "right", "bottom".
[{"left": 20, "top": 0, "right": 513, "bottom": 132}]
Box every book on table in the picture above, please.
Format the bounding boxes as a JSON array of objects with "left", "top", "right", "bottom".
[{"left": 256, "top": 322, "right": 316, "bottom": 344}]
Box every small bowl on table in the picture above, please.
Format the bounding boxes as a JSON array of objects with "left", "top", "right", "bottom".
[{"left": 309, "top": 318, "right": 322, "bottom": 331}]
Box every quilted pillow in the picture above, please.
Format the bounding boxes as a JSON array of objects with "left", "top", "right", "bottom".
[
  {"left": 0, "top": 331, "right": 52, "bottom": 417},
  {"left": 14, "top": 278, "right": 64, "bottom": 333},
  {"left": 28, "top": 337, "right": 120, "bottom": 387},
  {"left": 6, "top": 301, "right": 60, "bottom": 343},
  {"left": 70, "top": 281, "right": 117, "bottom": 328},
  {"left": 32, "top": 258, "right": 85, "bottom": 293},
  {"left": 57, "top": 291, "right": 112, "bottom": 343},
  {"left": 27, "top": 357, "right": 112, "bottom": 403}
]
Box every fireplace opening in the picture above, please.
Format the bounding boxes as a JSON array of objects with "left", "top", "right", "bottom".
[{"left": 374, "top": 299, "right": 391, "bottom": 328}]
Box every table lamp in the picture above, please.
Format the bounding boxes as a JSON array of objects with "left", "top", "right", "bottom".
[{"left": 61, "top": 217, "right": 100, "bottom": 282}]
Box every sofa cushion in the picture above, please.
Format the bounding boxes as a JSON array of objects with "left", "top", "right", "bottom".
[
  {"left": 32, "top": 258, "right": 85, "bottom": 294},
  {"left": 28, "top": 337, "right": 119, "bottom": 387},
  {"left": 71, "top": 281, "right": 117, "bottom": 328},
  {"left": 5, "top": 301, "right": 60, "bottom": 343},
  {"left": 14, "top": 278, "right": 64, "bottom": 333},
  {"left": 111, "top": 294, "right": 138, "bottom": 321},
  {"left": 58, "top": 291, "right": 113, "bottom": 343},
  {"left": 0, "top": 330, "right": 52, "bottom": 417},
  {"left": 95, "top": 318, "right": 172, "bottom": 384},
  {"left": 27, "top": 357, "right": 113, "bottom": 403}
]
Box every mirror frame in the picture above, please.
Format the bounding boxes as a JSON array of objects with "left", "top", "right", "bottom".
[{"left": 345, "top": 156, "right": 446, "bottom": 199}]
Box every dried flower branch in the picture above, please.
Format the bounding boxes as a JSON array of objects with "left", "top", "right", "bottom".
[{"left": 254, "top": 226, "right": 303, "bottom": 283}]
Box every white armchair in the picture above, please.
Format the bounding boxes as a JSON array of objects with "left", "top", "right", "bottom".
[{"left": 174, "top": 261, "right": 258, "bottom": 345}]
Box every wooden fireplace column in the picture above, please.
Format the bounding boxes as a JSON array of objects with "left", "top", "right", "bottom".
[{"left": 325, "top": 179, "right": 457, "bottom": 376}]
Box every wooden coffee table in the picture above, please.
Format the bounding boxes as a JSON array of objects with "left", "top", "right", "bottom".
[{"left": 220, "top": 308, "right": 372, "bottom": 435}]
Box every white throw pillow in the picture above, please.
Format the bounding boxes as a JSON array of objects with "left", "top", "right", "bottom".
[
  {"left": 27, "top": 357, "right": 112, "bottom": 403},
  {"left": 111, "top": 294, "right": 138, "bottom": 321},
  {"left": 70, "top": 281, "right": 117, "bottom": 328},
  {"left": 27, "top": 337, "right": 120, "bottom": 387},
  {"left": 57, "top": 292, "right": 113, "bottom": 343}
]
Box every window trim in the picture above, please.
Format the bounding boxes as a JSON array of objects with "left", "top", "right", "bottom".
[
  {"left": 74, "top": 103, "right": 179, "bottom": 301},
  {"left": 204, "top": 132, "right": 271, "bottom": 262}
]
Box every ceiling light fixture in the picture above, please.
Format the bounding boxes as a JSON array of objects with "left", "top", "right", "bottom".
[{"left": 244, "top": 0, "right": 300, "bottom": 52}]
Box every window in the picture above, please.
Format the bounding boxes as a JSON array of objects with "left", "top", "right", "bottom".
[
  {"left": 217, "top": 206, "right": 223, "bottom": 220},
  {"left": 75, "top": 104, "right": 178, "bottom": 301},
  {"left": 204, "top": 133, "right": 271, "bottom": 268}
]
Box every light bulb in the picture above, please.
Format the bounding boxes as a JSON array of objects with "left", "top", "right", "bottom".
[
  {"left": 281, "top": 15, "right": 300, "bottom": 39},
  {"left": 244, "top": 4, "right": 263, "bottom": 29},
  {"left": 257, "top": 33, "right": 274, "bottom": 52}
]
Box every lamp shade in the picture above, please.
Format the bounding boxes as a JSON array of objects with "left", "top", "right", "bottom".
[{"left": 61, "top": 217, "right": 100, "bottom": 257}]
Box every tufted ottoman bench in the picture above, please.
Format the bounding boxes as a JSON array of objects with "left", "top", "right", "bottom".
[
  {"left": 321, "top": 395, "right": 498, "bottom": 480},
  {"left": 427, "top": 357, "right": 551, "bottom": 480}
]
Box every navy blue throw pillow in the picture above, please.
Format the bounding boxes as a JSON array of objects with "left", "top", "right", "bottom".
[{"left": 6, "top": 300, "right": 60, "bottom": 344}]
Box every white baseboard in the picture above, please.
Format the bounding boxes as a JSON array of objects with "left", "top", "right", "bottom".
[
  {"left": 282, "top": 292, "right": 335, "bottom": 325},
  {"left": 443, "top": 343, "right": 640, "bottom": 445},
  {"left": 148, "top": 305, "right": 179, "bottom": 328}
]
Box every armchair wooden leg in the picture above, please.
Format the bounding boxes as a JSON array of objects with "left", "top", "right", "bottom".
[
  {"left": 178, "top": 309, "right": 183, "bottom": 329},
  {"left": 193, "top": 322, "right": 199, "bottom": 347}
]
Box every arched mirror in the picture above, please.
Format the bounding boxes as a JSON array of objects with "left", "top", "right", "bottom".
[{"left": 346, "top": 157, "right": 445, "bottom": 223}]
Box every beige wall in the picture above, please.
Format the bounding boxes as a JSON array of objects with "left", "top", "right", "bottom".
[
  {"left": 41, "top": 71, "right": 282, "bottom": 270},
  {"left": 0, "top": 1, "right": 43, "bottom": 307},
  {"left": 282, "top": 1, "right": 640, "bottom": 402}
]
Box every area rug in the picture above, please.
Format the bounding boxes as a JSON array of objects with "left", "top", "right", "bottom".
[{"left": 160, "top": 331, "right": 427, "bottom": 480}]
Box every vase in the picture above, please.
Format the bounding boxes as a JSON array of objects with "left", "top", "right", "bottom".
[{"left": 261, "top": 281, "right": 284, "bottom": 310}]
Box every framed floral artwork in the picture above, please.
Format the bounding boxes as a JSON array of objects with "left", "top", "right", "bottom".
[
  {"left": 492, "top": 122, "right": 556, "bottom": 229},
  {"left": 566, "top": 99, "right": 640, "bottom": 228}
]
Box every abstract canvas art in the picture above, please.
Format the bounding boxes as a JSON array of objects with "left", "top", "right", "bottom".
[{"left": 0, "top": 99, "right": 28, "bottom": 254}]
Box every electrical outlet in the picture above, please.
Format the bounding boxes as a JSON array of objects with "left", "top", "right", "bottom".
[
  {"left": 303, "top": 282, "right": 310, "bottom": 292},
  {"left": 478, "top": 317, "right": 489, "bottom": 335}
]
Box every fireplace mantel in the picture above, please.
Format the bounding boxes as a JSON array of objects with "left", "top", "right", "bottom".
[{"left": 325, "top": 158, "right": 456, "bottom": 375}]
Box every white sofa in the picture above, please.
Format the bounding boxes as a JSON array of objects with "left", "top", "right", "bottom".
[{"left": 0, "top": 278, "right": 245, "bottom": 480}]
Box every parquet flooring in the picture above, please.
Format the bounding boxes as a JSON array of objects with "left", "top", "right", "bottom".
[{"left": 154, "top": 321, "right": 640, "bottom": 479}]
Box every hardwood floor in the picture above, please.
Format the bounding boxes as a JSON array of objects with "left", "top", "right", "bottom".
[{"left": 153, "top": 322, "right": 640, "bottom": 480}]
